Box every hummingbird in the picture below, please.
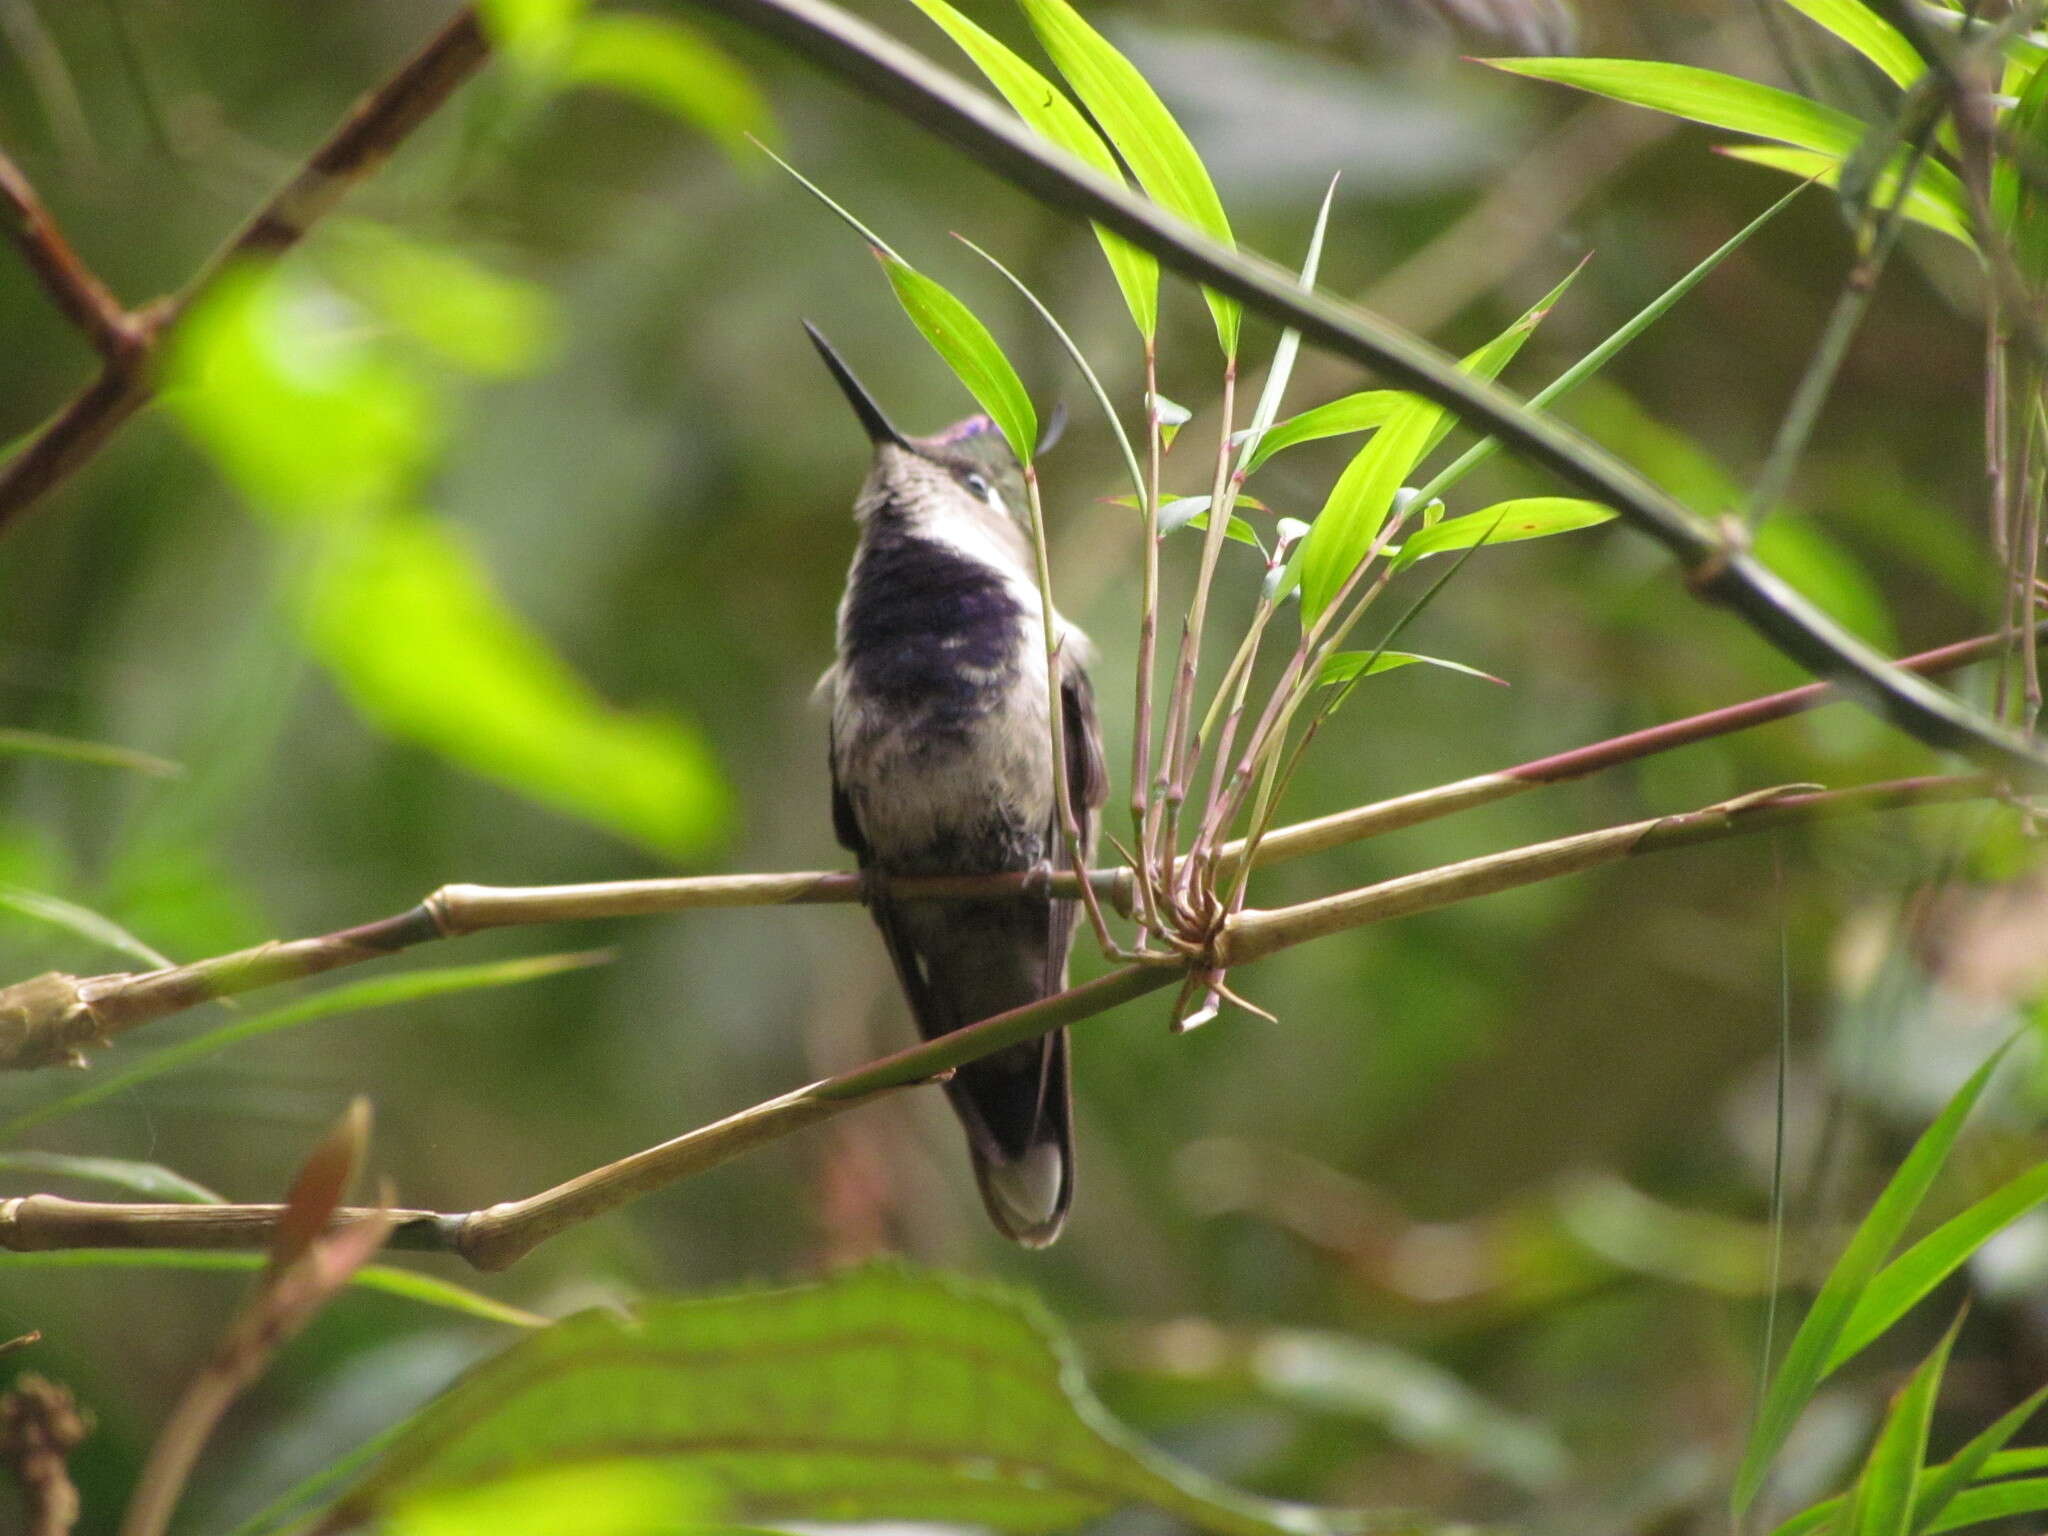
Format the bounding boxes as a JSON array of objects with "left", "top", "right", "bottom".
[{"left": 808, "top": 322, "right": 1105, "bottom": 1248}]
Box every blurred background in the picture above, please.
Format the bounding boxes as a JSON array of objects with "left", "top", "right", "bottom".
[{"left": 2, "top": 0, "right": 2044, "bottom": 1531}]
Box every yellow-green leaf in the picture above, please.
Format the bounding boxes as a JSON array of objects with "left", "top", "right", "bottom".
[
  {"left": 1718, "top": 145, "right": 1975, "bottom": 246},
  {"left": 1243, "top": 390, "right": 1408, "bottom": 475},
  {"left": 1297, "top": 269, "right": 1578, "bottom": 619},
  {"left": 1016, "top": 0, "right": 1239, "bottom": 355},
  {"left": 1486, "top": 56, "right": 1970, "bottom": 231},
  {"left": 1774, "top": 0, "right": 1923, "bottom": 89},
  {"left": 906, "top": 0, "right": 1157, "bottom": 339},
  {"left": 881, "top": 255, "right": 1038, "bottom": 464},
  {"left": 1390, "top": 498, "right": 1616, "bottom": 572}
]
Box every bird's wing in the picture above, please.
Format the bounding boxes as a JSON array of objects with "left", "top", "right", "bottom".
[{"left": 1048, "top": 656, "right": 1107, "bottom": 991}]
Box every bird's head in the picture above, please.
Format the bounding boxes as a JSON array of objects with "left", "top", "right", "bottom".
[{"left": 805, "top": 321, "right": 1052, "bottom": 533}]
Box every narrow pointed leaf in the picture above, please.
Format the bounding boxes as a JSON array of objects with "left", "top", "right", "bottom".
[
  {"left": 1242, "top": 391, "right": 1408, "bottom": 474},
  {"left": 907, "top": 0, "right": 1158, "bottom": 338},
  {"left": 881, "top": 255, "right": 1037, "bottom": 465},
  {"left": 1183, "top": 510, "right": 1263, "bottom": 549},
  {"left": 1319, "top": 650, "right": 1507, "bottom": 688},
  {"left": 1390, "top": 498, "right": 1616, "bottom": 572},
  {"left": 1734, "top": 1045, "right": 2014, "bottom": 1517},
  {"left": 1238, "top": 176, "right": 1341, "bottom": 471},
  {"left": 0, "top": 885, "right": 174, "bottom": 969},
  {"left": 1775, "top": 0, "right": 1923, "bottom": 89},
  {"left": 0, "top": 952, "right": 613, "bottom": 1141},
  {"left": 1719, "top": 145, "right": 1974, "bottom": 245},
  {"left": 1414, "top": 183, "right": 1807, "bottom": 506},
  {"left": 1016, "top": 0, "right": 1240, "bottom": 355},
  {"left": 0, "top": 1249, "right": 545, "bottom": 1329},
  {"left": 1841, "top": 1317, "right": 1958, "bottom": 1536},
  {"left": 317, "top": 1265, "right": 1359, "bottom": 1536},
  {"left": 1833, "top": 1161, "right": 2048, "bottom": 1370},
  {"left": 754, "top": 139, "right": 903, "bottom": 260},
  {"left": 1484, "top": 57, "right": 1969, "bottom": 228},
  {"left": 0, "top": 1152, "right": 223, "bottom": 1204},
  {"left": 1297, "top": 269, "right": 1577, "bottom": 620},
  {"left": 1911, "top": 1383, "right": 2048, "bottom": 1534},
  {"left": 0, "top": 729, "right": 182, "bottom": 777}
]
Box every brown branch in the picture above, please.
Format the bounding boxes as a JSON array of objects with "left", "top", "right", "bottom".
[
  {"left": 0, "top": 9, "right": 491, "bottom": 535},
  {"left": 0, "top": 774, "right": 1994, "bottom": 1271},
  {"left": 0, "top": 149, "right": 139, "bottom": 360}
]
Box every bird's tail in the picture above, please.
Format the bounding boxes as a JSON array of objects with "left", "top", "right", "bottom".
[{"left": 869, "top": 895, "right": 1075, "bottom": 1246}]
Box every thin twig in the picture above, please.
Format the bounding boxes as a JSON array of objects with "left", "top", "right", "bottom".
[
  {"left": 0, "top": 9, "right": 491, "bottom": 534},
  {"left": 0, "top": 149, "right": 139, "bottom": 359},
  {"left": 0, "top": 775, "right": 1995, "bottom": 1270}
]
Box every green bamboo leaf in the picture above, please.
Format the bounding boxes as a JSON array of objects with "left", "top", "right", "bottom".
[
  {"left": 304, "top": 511, "right": 730, "bottom": 860},
  {"left": 0, "top": 1249, "right": 544, "bottom": 1329},
  {"left": 316, "top": 1265, "right": 1357, "bottom": 1536},
  {"left": 1242, "top": 391, "right": 1408, "bottom": 475},
  {"left": 881, "top": 255, "right": 1038, "bottom": 465},
  {"left": 1414, "top": 183, "right": 1807, "bottom": 506},
  {"left": 1734, "top": 1044, "right": 2014, "bottom": 1517},
  {"left": 1842, "top": 1317, "right": 1958, "bottom": 1536},
  {"left": 1484, "top": 57, "right": 1970, "bottom": 228},
  {"left": 1926, "top": 1480, "right": 2048, "bottom": 1532},
  {"left": 0, "top": 1151, "right": 222, "bottom": 1203},
  {"left": 1775, "top": 0, "right": 1924, "bottom": 89},
  {"left": 0, "top": 885, "right": 174, "bottom": 969},
  {"left": 1297, "top": 269, "right": 1578, "bottom": 620},
  {"left": 906, "top": 0, "right": 1158, "bottom": 339},
  {"left": 1833, "top": 1162, "right": 2048, "bottom": 1370},
  {"left": 1770, "top": 1397, "right": 2048, "bottom": 1536},
  {"left": 1319, "top": 650, "right": 1507, "bottom": 688},
  {"left": 1015, "top": 0, "right": 1240, "bottom": 356},
  {"left": 563, "top": 13, "right": 769, "bottom": 159},
  {"left": 0, "top": 729, "right": 182, "bottom": 778},
  {"left": 1996, "top": 49, "right": 2048, "bottom": 287},
  {"left": 0, "top": 952, "right": 613, "bottom": 1141},
  {"left": 1719, "top": 145, "right": 1975, "bottom": 244},
  {"left": 1391, "top": 498, "right": 1618, "bottom": 573},
  {"left": 1183, "top": 510, "right": 1263, "bottom": 550},
  {"left": 1910, "top": 1383, "right": 2048, "bottom": 1534}
]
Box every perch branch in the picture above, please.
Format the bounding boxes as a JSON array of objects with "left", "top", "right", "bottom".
[
  {"left": 0, "top": 774, "right": 1996, "bottom": 1270},
  {"left": 0, "top": 9, "right": 491, "bottom": 533},
  {"left": 0, "top": 624, "right": 2034, "bottom": 1072},
  {"left": 680, "top": 0, "right": 2048, "bottom": 788}
]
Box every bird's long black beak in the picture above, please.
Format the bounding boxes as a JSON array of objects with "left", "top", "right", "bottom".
[{"left": 803, "top": 321, "right": 908, "bottom": 449}]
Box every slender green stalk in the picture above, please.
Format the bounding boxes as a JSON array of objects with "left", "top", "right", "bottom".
[
  {"left": 1023, "top": 468, "right": 1122, "bottom": 959},
  {"left": 1135, "top": 343, "right": 1166, "bottom": 932},
  {"left": 1158, "top": 367, "right": 1239, "bottom": 887},
  {"left": 1743, "top": 131, "right": 1938, "bottom": 525}
]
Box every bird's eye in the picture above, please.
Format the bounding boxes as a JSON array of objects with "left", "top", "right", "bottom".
[{"left": 962, "top": 472, "right": 992, "bottom": 500}]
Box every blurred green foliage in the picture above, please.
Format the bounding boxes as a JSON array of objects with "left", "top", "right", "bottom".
[{"left": 3, "top": 1, "right": 2048, "bottom": 1533}]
